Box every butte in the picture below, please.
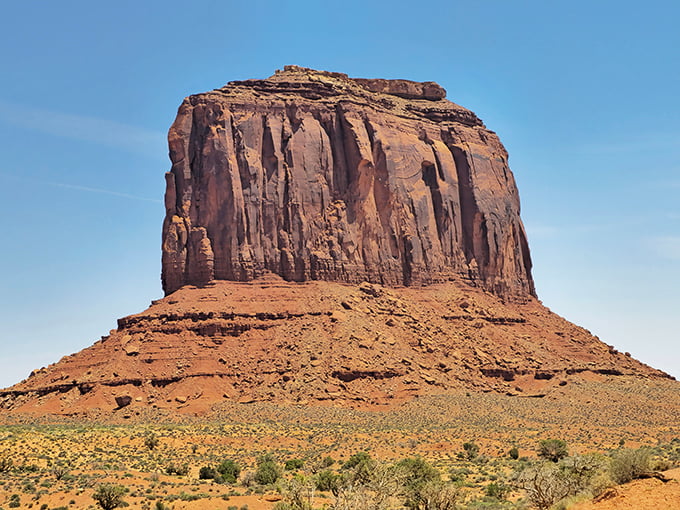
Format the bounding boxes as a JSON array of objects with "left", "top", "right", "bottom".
[{"left": 0, "top": 66, "right": 673, "bottom": 418}]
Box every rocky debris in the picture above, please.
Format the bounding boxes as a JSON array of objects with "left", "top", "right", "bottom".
[
  {"left": 162, "top": 66, "right": 534, "bottom": 300},
  {"left": 358, "top": 281, "right": 382, "bottom": 297},
  {"left": 115, "top": 395, "right": 132, "bottom": 408},
  {"left": 0, "top": 277, "right": 670, "bottom": 416}
]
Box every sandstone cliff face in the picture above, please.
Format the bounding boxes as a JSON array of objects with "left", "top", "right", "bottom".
[{"left": 162, "top": 66, "right": 535, "bottom": 299}]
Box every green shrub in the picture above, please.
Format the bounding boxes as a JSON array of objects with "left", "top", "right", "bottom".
[
  {"left": 315, "top": 469, "right": 340, "bottom": 492},
  {"left": 144, "top": 432, "right": 160, "bottom": 451},
  {"left": 254, "top": 454, "right": 280, "bottom": 485},
  {"left": 462, "top": 442, "right": 479, "bottom": 460},
  {"left": 485, "top": 481, "right": 510, "bottom": 500},
  {"left": 272, "top": 503, "right": 293, "bottom": 510},
  {"left": 285, "top": 458, "right": 304, "bottom": 471},
  {"left": 218, "top": 459, "right": 241, "bottom": 484},
  {"left": 341, "top": 451, "right": 375, "bottom": 486},
  {"left": 0, "top": 455, "right": 13, "bottom": 472},
  {"left": 199, "top": 466, "right": 218, "bottom": 480},
  {"left": 92, "top": 484, "right": 127, "bottom": 510},
  {"left": 8, "top": 495, "right": 20, "bottom": 509},
  {"left": 170, "top": 491, "right": 208, "bottom": 502},
  {"left": 397, "top": 457, "right": 442, "bottom": 509},
  {"left": 166, "top": 462, "right": 189, "bottom": 476},
  {"left": 538, "top": 439, "right": 568, "bottom": 462},
  {"left": 449, "top": 467, "right": 471, "bottom": 482},
  {"left": 398, "top": 457, "right": 439, "bottom": 488},
  {"left": 610, "top": 448, "right": 651, "bottom": 484},
  {"left": 52, "top": 465, "right": 70, "bottom": 480},
  {"left": 508, "top": 446, "right": 519, "bottom": 460},
  {"left": 651, "top": 457, "right": 673, "bottom": 472},
  {"left": 343, "top": 451, "right": 371, "bottom": 470}
]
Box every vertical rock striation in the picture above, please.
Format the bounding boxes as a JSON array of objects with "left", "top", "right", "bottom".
[{"left": 162, "top": 66, "right": 535, "bottom": 299}]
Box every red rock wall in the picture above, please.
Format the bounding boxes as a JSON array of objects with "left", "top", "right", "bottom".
[{"left": 162, "top": 66, "right": 535, "bottom": 299}]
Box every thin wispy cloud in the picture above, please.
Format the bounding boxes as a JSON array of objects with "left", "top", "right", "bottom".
[
  {"left": 48, "top": 181, "right": 162, "bottom": 203},
  {"left": 0, "top": 101, "right": 166, "bottom": 158},
  {"left": 0, "top": 172, "right": 162, "bottom": 204},
  {"left": 525, "top": 221, "right": 622, "bottom": 238},
  {"left": 526, "top": 217, "right": 656, "bottom": 240},
  {"left": 578, "top": 133, "right": 680, "bottom": 155}
]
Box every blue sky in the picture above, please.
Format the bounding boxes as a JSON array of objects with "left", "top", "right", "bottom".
[{"left": 0, "top": 1, "right": 678, "bottom": 388}]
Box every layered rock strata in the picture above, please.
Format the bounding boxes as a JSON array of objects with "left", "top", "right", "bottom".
[
  {"left": 1, "top": 276, "right": 670, "bottom": 416},
  {"left": 162, "top": 66, "right": 534, "bottom": 299}
]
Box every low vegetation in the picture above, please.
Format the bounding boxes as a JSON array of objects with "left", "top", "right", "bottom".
[
  {"left": 537, "top": 439, "right": 569, "bottom": 463},
  {"left": 92, "top": 484, "right": 127, "bottom": 510},
  {"left": 0, "top": 422, "right": 677, "bottom": 509},
  {"left": 609, "top": 447, "right": 651, "bottom": 484}
]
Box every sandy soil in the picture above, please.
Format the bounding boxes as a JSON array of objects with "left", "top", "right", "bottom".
[{"left": 571, "top": 467, "right": 680, "bottom": 510}]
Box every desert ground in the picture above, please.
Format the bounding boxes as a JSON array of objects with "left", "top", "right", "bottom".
[{"left": 2, "top": 381, "right": 679, "bottom": 510}]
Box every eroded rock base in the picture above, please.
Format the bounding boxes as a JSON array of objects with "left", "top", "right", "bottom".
[{"left": 1, "top": 275, "right": 668, "bottom": 416}]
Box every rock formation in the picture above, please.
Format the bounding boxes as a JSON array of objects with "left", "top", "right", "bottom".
[
  {"left": 0, "top": 276, "right": 670, "bottom": 416},
  {"left": 162, "top": 65, "right": 534, "bottom": 300},
  {"left": 0, "top": 67, "right": 672, "bottom": 418}
]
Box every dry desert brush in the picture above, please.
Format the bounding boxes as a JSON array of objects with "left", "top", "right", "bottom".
[{"left": 92, "top": 483, "right": 128, "bottom": 510}]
